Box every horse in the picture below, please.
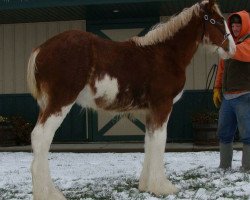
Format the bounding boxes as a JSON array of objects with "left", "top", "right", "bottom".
[{"left": 27, "top": 0, "right": 235, "bottom": 199}]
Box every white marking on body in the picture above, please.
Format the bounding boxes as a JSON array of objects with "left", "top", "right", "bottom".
[
  {"left": 94, "top": 74, "right": 119, "bottom": 103},
  {"left": 76, "top": 85, "right": 97, "bottom": 109}
]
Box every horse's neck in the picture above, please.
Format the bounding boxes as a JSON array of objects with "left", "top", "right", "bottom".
[{"left": 160, "top": 16, "right": 203, "bottom": 70}]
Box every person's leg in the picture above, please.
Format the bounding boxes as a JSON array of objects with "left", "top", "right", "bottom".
[
  {"left": 219, "top": 143, "right": 233, "bottom": 169},
  {"left": 242, "top": 144, "right": 250, "bottom": 171},
  {"left": 217, "top": 98, "right": 237, "bottom": 169},
  {"left": 235, "top": 94, "right": 250, "bottom": 171}
]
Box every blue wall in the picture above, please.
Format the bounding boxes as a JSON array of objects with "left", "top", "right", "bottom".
[
  {"left": 167, "top": 90, "right": 216, "bottom": 142},
  {"left": 0, "top": 94, "right": 87, "bottom": 142},
  {"left": 0, "top": 90, "right": 216, "bottom": 142}
]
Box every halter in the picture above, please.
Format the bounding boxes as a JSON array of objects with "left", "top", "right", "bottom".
[{"left": 203, "top": 13, "right": 231, "bottom": 47}]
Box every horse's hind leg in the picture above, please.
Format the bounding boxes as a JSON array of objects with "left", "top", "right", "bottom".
[{"left": 31, "top": 102, "right": 74, "bottom": 200}]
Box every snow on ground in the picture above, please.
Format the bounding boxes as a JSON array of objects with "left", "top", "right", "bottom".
[{"left": 0, "top": 151, "right": 250, "bottom": 200}]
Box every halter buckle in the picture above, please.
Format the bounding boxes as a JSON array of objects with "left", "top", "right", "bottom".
[
  {"left": 204, "top": 15, "right": 209, "bottom": 20},
  {"left": 210, "top": 19, "right": 216, "bottom": 24}
]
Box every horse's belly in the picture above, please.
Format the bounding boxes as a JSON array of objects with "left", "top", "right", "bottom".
[
  {"left": 76, "top": 85, "right": 146, "bottom": 112},
  {"left": 76, "top": 73, "right": 148, "bottom": 111}
]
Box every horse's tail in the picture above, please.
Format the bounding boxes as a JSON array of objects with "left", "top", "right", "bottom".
[{"left": 27, "top": 48, "right": 40, "bottom": 99}]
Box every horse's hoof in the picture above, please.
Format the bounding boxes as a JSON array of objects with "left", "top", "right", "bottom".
[
  {"left": 138, "top": 177, "right": 148, "bottom": 192},
  {"left": 147, "top": 179, "right": 179, "bottom": 196},
  {"left": 47, "top": 188, "right": 67, "bottom": 200},
  {"left": 33, "top": 187, "right": 66, "bottom": 200}
]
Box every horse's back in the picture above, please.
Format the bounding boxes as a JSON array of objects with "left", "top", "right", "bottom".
[{"left": 40, "top": 30, "right": 94, "bottom": 46}]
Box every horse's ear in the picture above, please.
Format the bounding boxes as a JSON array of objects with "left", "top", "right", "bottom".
[{"left": 208, "top": 0, "right": 215, "bottom": 10}]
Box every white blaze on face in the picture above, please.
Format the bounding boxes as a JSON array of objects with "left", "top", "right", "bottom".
[
  {"left": 218, "top": 21, "right": 236, "bottom": 59},
  {"left": 94, "top": 74, "right": 119, "bottom": 103}
]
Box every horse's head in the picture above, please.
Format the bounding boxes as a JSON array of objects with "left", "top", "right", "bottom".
[{"left": 200, "top": 0, "right": 236, "bottom": 59}]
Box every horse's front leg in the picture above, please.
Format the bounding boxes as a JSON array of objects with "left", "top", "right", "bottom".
[
  {"left": 31, "top": 104, "right": 73, "bottom": 200},
  {"left": 139, "top": 106, "right": 178, "bottom": 196}
]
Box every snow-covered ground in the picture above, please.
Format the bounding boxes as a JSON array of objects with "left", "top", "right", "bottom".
[{"left": 0, "top": 151, "right": 249, "bottom": 200}]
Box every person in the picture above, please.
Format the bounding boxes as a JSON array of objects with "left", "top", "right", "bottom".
[{"left": 213, "top": 10, "right": 250, "bottom": 171}]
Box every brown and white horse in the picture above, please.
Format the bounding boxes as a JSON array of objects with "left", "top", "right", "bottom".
[{"left": 27, "top": 0, "right": 235, "bottom": 199}]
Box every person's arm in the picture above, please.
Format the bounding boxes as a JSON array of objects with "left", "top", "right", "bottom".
[
  {"left": 233, "top": 38, "right": 250, "bottom": 62},
  {"left": 213, "top": 59, "right": 224, "bottom": 108}
]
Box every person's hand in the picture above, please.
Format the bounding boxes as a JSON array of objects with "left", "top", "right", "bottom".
[{"left": 213, "top": 88, "right": 221, "bottom": 108}]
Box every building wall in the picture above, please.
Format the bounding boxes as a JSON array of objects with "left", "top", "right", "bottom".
[{"left": 0, "top": 20, "right": 85, "bottom": 94}]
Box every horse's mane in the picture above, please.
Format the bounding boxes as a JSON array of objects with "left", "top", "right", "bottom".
[{"left": 131, "top": 1, "right": 203, "bottom": 46}]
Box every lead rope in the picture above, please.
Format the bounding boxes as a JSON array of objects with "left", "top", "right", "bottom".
[
  {"left": 215, "top": 33, "right": 231, "bottom": 53},
  {"left": 205, "top": 63, "right": 218, "bottom": 90},
  {"left": 200, "top": 63, "right": 218, "bottom": 111}
]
